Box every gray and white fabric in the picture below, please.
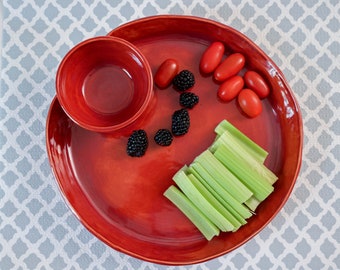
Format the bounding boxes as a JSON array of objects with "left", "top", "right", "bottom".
[{"left": 0, "top": 1, "right": 339, "bottom": 269}]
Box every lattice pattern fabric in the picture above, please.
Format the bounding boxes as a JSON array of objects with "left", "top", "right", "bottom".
[{"left": 0, "top": 1, "right": 339, "bottom": 269}]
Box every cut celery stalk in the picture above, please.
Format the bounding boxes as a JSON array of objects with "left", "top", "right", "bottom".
[
  {"left": 189, "top": 163, "right": 253, "bottom": 220},
  {"left": 194, "top": 150, "right": 253, "bottom": 203},
  {"left": 244, "top": 196, "right": 261, "bottom": 212},
  {"left": 187, "top": 173, "right": 242, "bottom": 231},
  {"left": 173, "top": 170, "right": 234, "bottom": 232},
  {"left": 214, "top": 144, "right": 274, "bottom": 202},
  {"left": 187, "top": 164, "right": 248, "bottom": 225},
  {"left": 214, "top": 120, "right": 268, "bottom": 164},
  {"left": 211, "top": 131, "right": 278, "bottom": 185},
  {"left": 164, "top": 185, "right": 219, "bottom": 240}
]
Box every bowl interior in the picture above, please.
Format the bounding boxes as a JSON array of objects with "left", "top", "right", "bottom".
[{"left": 56, "top": 37, "right": 153, "bottom": 132}]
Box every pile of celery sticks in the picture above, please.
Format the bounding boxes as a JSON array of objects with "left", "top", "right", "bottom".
[{"left": 164, "top": 120, "right": 278, "bottom": 240}]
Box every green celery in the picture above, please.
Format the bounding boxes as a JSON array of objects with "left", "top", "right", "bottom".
[
  {"left": 186, "top": 163, "right": 249, "bottom": 225},
  {"left": 244, "top": 196, "right": 261, "bottom": 212},
  {"left": 163, "top": 120, "right": 278, "bottom": 240},
  {"left": 214, "top": 144, "right": 274, "bottom": 202},
  {"left": 164, "top": 185, "right": 219, "bottom": 240},
  {"left": 211, "top": 131, "right": 278, "bottom": 185},
  {"left": 194, "top": 150, "right": 253, "bottom": 203},
  {"left": 187, "top": 173, "right": 242, "bottom": 231},
  {"left": 173, "top": 170, "right": 233, "bottom": 232},
  {"left": 189, "top": 163, "right": 253, "bottom": 220},
  {"left": 214, "top": 120, "right": 268, "bottom": 164}
]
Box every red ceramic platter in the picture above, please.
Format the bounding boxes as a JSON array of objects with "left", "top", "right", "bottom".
[{"left": 46, "top": 16, "right": 303, "bottom": 265}]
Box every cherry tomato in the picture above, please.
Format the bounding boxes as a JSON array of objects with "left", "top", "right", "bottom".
[
  {"left": 244, "top": 71, "right": 270, "bottom": 99},
  {"left": 214, "top": 53, "right": 245, "bottom": 82},
  {"left": 154, "top": 59, "right": 179, "bottom": 88},
  {"left": 238, "top": 89, "right": 262, "bottom": 118},
  {"left": 217, "top": 75, "right": 244, "bottom": 102},
  {"left": 200, "top": 41, "right": 225, "bottom": 74}
]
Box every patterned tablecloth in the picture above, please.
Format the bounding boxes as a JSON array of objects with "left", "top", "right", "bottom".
[{"left": 0, "top": 0, "right": 339, "bottom": 269}]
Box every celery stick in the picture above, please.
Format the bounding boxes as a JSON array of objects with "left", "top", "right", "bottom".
[
  {"left": 173, "top": 170, "right": 233, "bottom": 232},
  {"left": 164, "top": 186, "right": 219, "bottom": 240},
  {"left": 187, "top": 173, "right": 242, "bottom": 231},
  {"left": 187, "top": 165, "right": 248, "bottom": 225},
  {"left": 189, "top": 163, "right": 253, "bottom": 220},
  {"left": 194, "top": 150, "right": 253, "bottom": 203},
  {"left": 214, "top": 120, "right": 268, "bottom": 163},
  {"left": 244, "top": 196, "right": 261, "bottom": 212},
  {"left": 211, "top": 131, "right": 278, "bottom": 185},
  {"left": 214, "top": 144, "right": 274, "bottom": 202}
]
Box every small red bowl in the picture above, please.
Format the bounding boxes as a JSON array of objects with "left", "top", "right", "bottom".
[{"left": 56, "top": 36, "right": 153, "bottom": 133}]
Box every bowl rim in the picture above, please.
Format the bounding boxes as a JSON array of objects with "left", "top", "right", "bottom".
[{"left": 55, "top": 36, "right": 154, "bottom": 133}]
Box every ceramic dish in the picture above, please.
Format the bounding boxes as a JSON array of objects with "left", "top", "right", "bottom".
[
  {"left": 46, "top": 15, "right": 303, "bottom": 265},
  {"left": 56, "top": 36, "right": 154, "bottom": 133}
]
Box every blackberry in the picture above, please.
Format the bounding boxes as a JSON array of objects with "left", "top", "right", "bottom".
[
  {"left": 172, "top": 70, "right": 195, "bottom": 91},
  {"left": 154, "top": 129, "right": 173, "bottom": 146},
  {"left": 126, "top": 130, "right": 148, "bottom": 157},
  {"left": 179, "top": 92, "right": 199, "bottom": 109},
  {"left": 171, "top": 109, "right": 190, "bottom": 136}
]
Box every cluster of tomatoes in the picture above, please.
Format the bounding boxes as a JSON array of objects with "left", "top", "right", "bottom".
[
  {"left": 154, "top": 41, "right": 270, "bottom": 118},
  {"left": 200, "top": 41, "right": 270, "bottom": 118}
]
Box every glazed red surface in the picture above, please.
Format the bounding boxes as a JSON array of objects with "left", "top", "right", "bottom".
[
  {"left": 56, "top": 36, "right": 153, "bottom": 132},
  {"left": 46, "top": 16, "right": 303, "bottom": 265},
  {"left": 83, "top": 65, "right": 134, "bottom": 115}
]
